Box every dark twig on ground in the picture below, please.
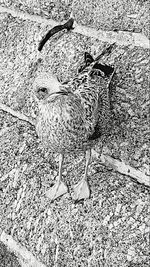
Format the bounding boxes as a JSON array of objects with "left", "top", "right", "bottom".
[{"left": 38, "top": 18, "right": 74, "bottom": 51}]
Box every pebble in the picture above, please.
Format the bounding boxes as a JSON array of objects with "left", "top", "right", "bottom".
[
  {"left": 19, "top": 141, "right": 26, "bottom": 154},
  {"left": 133, "top": 149, "right": 141, "bottom": 160},
  {"left": 139, "top": 224, "right": 146, "bottom": 233},
  {"left": 144, "top": 227, "right": 149, "bottom": 234},
  {"left": 1, "top": 168, "right": 16, "bottom": 182},
  {"left": 120, "top": 141, "right": 129, "bottom": 147},
  {"left": 127, "top": 217, "right": 136, "bottom": 225},
  {"left": 34, "top": 217, "right": 40, "bottom": 233},
  {"left": 108, "top": 223, "right": 113, "bottom": 229},
  {"left": 115, "top": 203, "right": 122, "bottom": 215},
  {"left": 144, "top": 217, "right": 150, "bottom": 225},
  {"left": 103, "top": 215, "right": 111, "bottom": 226},
  {"left": 12, "top": 169, "right": 20, "bottom": 188},
  {"left": 36, "top": 234, "right": 44, "bottom": 252},
  {"left": 26, "top": 217, "right": 33, "bottom": 230},
  {"left": 127, "top": 246, "right": 136, "bottom": 261},
  {"left": 113, "top": 221, "right": 119, "bottom": 227},
  {"left": 41, "top": 243, "right": 48, "bottom": 256},
  {"left": 135, "top": 202, "right": 145, "bottom": 219},
  {"left": 128, "top": 107, "right": 135, "bottom": 117},
  {"left": 127, "top": 254, "right": 132, "bottom": 261}
]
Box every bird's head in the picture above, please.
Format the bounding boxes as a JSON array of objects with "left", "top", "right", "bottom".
[{"left": 33, "top": 73, "right": 62, "bottom": 103}]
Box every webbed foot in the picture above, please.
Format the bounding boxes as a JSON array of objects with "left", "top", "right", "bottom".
[
  {"left": 72, "top": 179, "right": 90, "bottom": 201},
  {"left": 46, "top": 180, "right": 68, "bottom": 201}
]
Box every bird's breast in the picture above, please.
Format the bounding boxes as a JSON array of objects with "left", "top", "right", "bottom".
[{"left": 36, "top": 97, "right": 88, "bottom": 152}]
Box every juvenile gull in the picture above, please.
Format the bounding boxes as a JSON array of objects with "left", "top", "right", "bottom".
[{"left": 34, "top": 53, "right": 114, "bottom": 201}]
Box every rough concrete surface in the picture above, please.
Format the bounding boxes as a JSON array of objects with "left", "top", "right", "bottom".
[
  {"left": 0, "top": 241, "right": 21, "bottom": 267},
  {"left": 0, "top": 0, "right": 73, "bottom": 21},
  {"left": 0, "top": 1, "right": 150, "bottom": 267},
  {"left": 0, "top": 0, "right": 149, "bottom": 38},
  {"left": 72, "top": 0, "right": 150, "bottom": 39}
]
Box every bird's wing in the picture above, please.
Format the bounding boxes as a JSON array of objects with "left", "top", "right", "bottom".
[
  {"left": 69, "top": 70, "right": 112, "bottom": 139},
  {"left": 61, "top": 50, "right": 114, "bottom": 139},
  {"left": 73, "top": 73, "right": 101, "bottom": 135}
]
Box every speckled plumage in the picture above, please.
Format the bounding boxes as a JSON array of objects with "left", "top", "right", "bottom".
[
  {"left": 34, "top": 54, "right": 114, "bottom": 200},
  {"left": 35, "top": 70, "right": 112, "bottom": 152}
]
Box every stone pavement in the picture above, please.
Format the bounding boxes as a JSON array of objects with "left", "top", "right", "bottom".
[{"left": 0, "top": 1, "right": 149, "bottom": 266}]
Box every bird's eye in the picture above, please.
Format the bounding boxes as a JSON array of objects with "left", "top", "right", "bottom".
[
  {"left": 36, "top": 87, "right": 48, "bottom": 100},
  {"left": 39, "top": 87, "right": 48, "bottom": 93}
]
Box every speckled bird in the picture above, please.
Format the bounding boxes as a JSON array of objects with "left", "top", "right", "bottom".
[{"left": 34, "top": 52, "right": 114, "bottom": 201}]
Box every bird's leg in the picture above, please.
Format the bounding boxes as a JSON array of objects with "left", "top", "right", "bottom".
[
  {"left": 46, "top": 153, "right": 68, "bottom": 200},
  {"left": 72, "top": 149, "right": 91, "bottom": 201}
]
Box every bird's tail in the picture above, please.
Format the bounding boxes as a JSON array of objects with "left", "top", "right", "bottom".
[{"left": 78, "top": 43, "right": 115, "bottom": 77}]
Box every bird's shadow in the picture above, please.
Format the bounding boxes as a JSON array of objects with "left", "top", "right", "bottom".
[{"left": 109, "top": 72, "right": 128, "bottom": 125}]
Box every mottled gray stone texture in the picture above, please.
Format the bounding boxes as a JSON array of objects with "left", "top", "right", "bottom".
[{"left": 0, "top": 1, "right": 149, "bottom": 267}]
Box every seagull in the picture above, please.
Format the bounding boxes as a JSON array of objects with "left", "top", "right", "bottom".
[{"left": 34, "top": 51, "right": 115, "bottom": 201}]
